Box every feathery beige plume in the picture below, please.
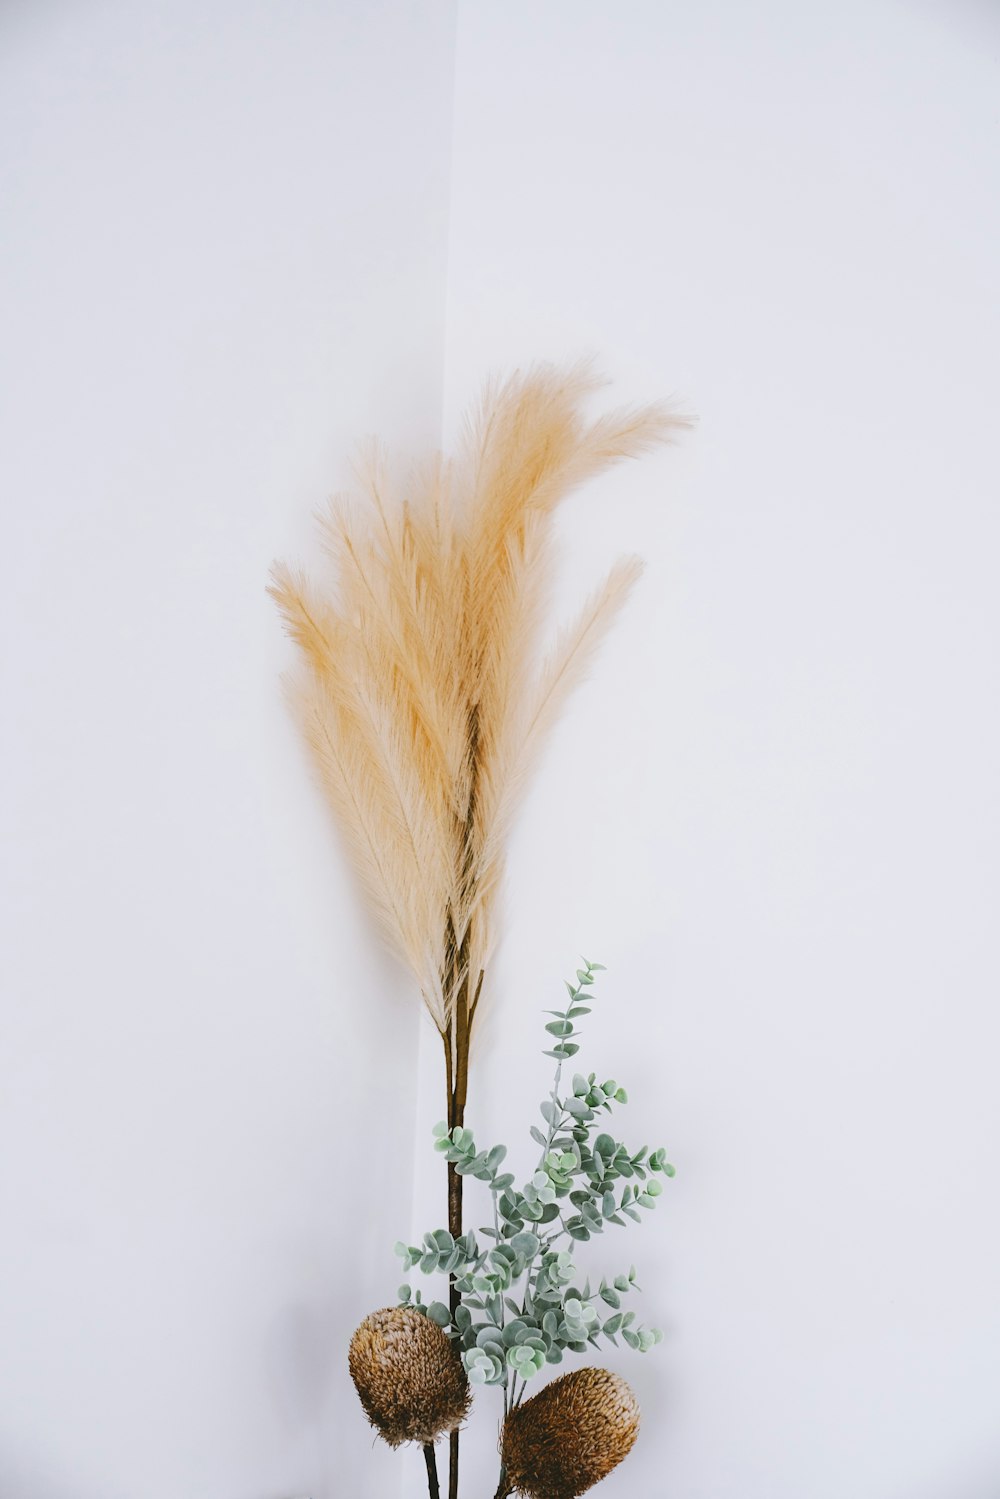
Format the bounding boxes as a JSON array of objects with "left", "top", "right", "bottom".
[{"left": 270, "top": 363, "right": 686, "bottom": 1065}]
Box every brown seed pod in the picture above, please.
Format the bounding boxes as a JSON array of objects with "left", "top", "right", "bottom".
[
  {"left": 501, "top": 1367, "right": 640, "bottom": 1499},
  {"left": 348, "top": 1306, "right": 471, "bottom": 1447}
]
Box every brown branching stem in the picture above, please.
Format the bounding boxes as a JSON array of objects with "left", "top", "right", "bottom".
[
  {"left": 442, "top": 930, "right": 470, "bottom": 1499},
  {"left": 444, "top": 949, "right": 479, "bottom": 1499},
  {"left": 442, "top": 711, "right": 484, "bottom": 1499}
]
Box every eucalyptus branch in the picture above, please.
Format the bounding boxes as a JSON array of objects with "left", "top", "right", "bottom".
[{"left": 394, "top": 958, "right": 676, "bottom": 1420}]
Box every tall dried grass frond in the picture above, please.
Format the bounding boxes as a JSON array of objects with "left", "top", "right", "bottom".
[{"left": 271, "top": 363, "right": 689, "bottom": 1041}]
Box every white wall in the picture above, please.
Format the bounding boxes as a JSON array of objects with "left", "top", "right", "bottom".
[
  {"left": 5, "top": 4, "right": 1000, "bottom": 1499},
  {"left": 0, "top": 3, "right": 455, "bottom": 1497},
  {"left": 435, "top": 3, "right": 1000, "bottom": 1498}
]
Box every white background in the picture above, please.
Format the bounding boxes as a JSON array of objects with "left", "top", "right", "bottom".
[
  {"left": 0, "top": 2, "right": 454, "bottom": 1496},
  {"left": 3, "top": 3, "right": 999, "bottom": 1498}
]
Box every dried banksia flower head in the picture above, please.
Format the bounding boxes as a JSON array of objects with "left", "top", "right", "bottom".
[
  {"left": 501, "top": 1367, "right": 640, "bottom": 1499},
  {"left": 348, "top": 1306, "right": 471, "bottom": 1447}
]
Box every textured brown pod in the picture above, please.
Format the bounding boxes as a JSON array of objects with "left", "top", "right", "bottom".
[
  {"left": 348, "top": 1306, "right": 471, "bottom": 1447},
  {"left": 501, "top": 1367, "right": 640, "bottom": 1499}
]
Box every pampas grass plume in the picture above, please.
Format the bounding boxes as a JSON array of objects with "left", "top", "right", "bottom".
[{"left": 270, "top": 362, "right": 687, "bottom": 1046}]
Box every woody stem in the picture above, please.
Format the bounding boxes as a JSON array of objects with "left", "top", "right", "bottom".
[{"left": 423, "top": 1442, "right": 440, "bottom": 1499}]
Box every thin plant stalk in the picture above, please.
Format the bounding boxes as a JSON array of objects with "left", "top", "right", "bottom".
[{"left": 422, "top": 1442, "right": 440, "bottom": 1499}]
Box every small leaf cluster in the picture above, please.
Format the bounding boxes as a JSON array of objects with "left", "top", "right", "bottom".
[{"left": 394, "top": 959, "right": 674, "bottom": 1394}]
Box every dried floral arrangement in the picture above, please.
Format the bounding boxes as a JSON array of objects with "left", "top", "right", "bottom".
[
  {"left": 373, "top": 960, "right": 674, "bottom": 1498},
  {"left": 271, "top": 363, "right": 688, "bottom": 1498}
]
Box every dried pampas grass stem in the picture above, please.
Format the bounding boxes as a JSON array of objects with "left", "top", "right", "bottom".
[{"left": 271, "top": 361, "right": 688, "bottom": 1499}]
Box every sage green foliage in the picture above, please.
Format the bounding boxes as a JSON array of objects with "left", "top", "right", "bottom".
[{"left": 393, "top": 960, "right": 675, "bottom": 1402}]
